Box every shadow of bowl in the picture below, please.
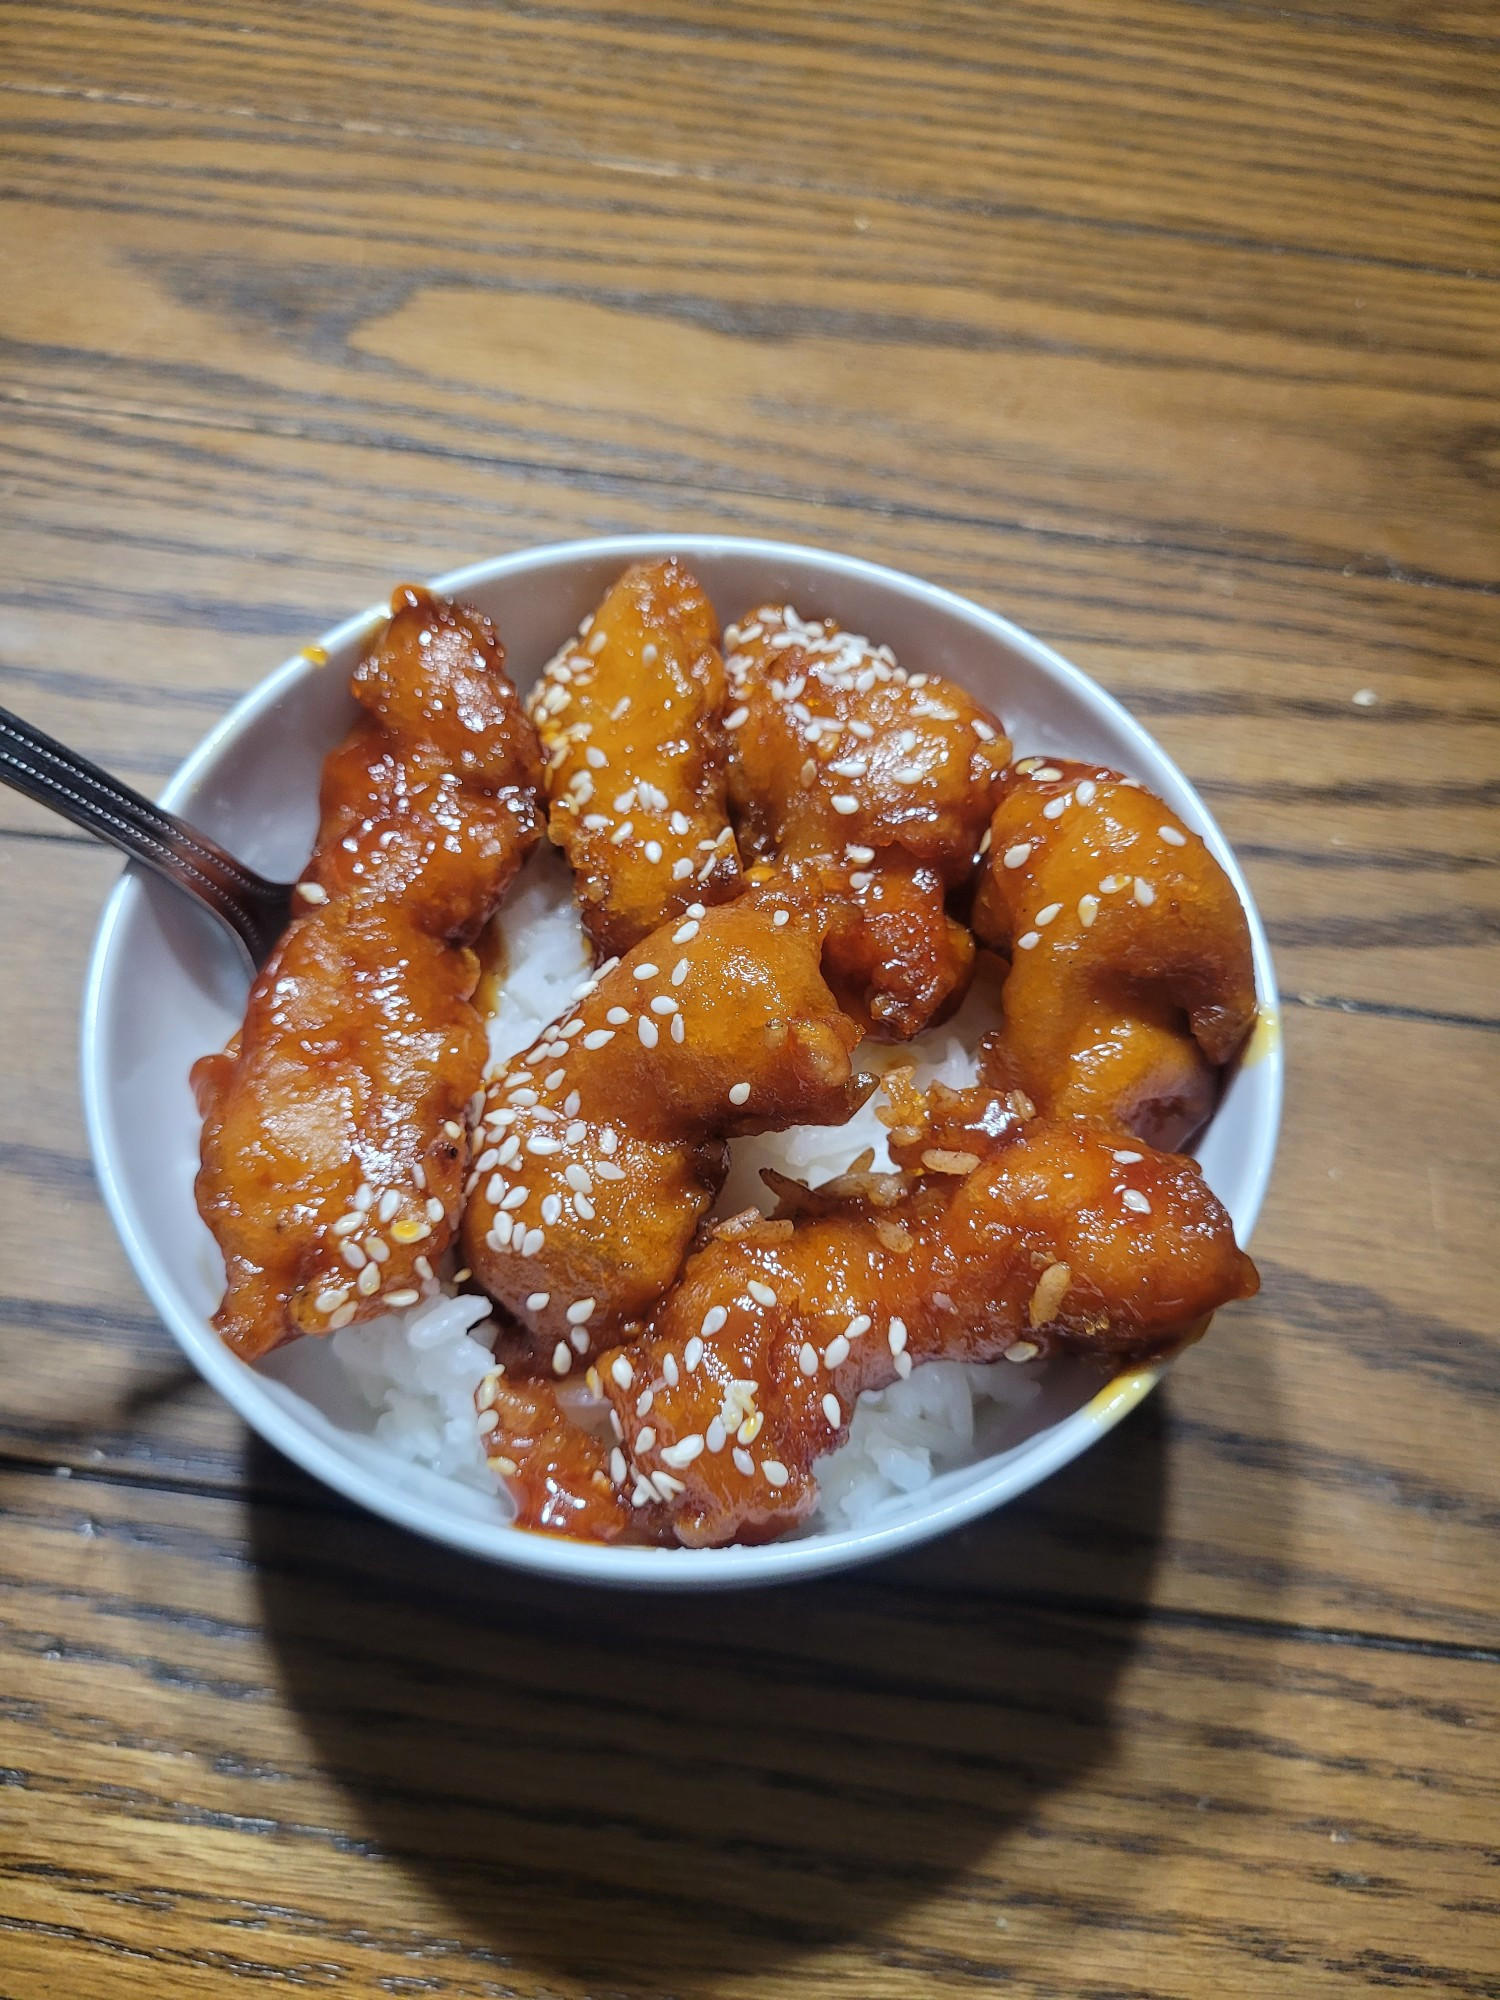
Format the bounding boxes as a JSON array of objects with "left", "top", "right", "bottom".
[{"left": 247, "top": 1389, "right": 1171, "bottom": 1989}]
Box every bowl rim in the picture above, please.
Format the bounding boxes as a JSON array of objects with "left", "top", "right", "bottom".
[{"left": 80, "top": 533, "right": 1283, "bottom": 1590}]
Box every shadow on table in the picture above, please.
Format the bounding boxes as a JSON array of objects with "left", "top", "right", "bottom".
[{"left": 244, "top": 1377, "right": 1228, "bottom": 1993}]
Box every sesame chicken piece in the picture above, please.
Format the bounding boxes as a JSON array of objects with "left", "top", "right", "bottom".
[
  {"left": 972, "top": 759, "right": 1258, "bottom": 1150},
  {"left": 192, "top": 585, "right": 544, "bottom": 1361},
  {"left": 461, "top": 879, "right": 872, "bottom": 1376},
  {"left": 527, "top": 558, "right": 742, "bottom": 958},
  {"left": 722, "top": 603, "right": 1011, "bottom": 1038},
  {"left": 481, "top": 1089, "right": 1257, "bottom": 1546}
]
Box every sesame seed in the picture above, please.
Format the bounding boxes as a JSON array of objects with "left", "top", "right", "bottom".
[
  {"left": 772, "top": 910, "right": 789, "bottom": 927},
  {"left": 888, "top": 1317, "right": 908, "bottom": 1354},
  {"left": 1075, "top": 778, "right": 1097, "bottom": 804},
  {"left": 638, "top": 1016, "right": 659, "bottom": 1047},
  {"left": 1005, "top": 1340, "right": 1040, "bottom": 1363},
  {"left": 379, "top": 1189, "right": 401, "bottom": 1223},
  {"left": 587, "top": 629, "right": 607, "bottom": 654},
  {"left": 762, "top": 1460, "right": 790, "bottom": 1488},
  {"left": 611, "top": 1356, "right": 634, "bottom": 1389},
  {"left": 671, "top": 810, "right": 690, "bottom": 835},
  {"left": 354, "top": 1183, "right": 375, "bottom": 1211},
  {"left": 663, "top": 1352, "right": 680, "bottom": 1387},
  {"left": 800, "top": 759, "right": 816, "bottom": 786},
  {"left": 673, "top": 857, "right": 694, "bottom": 879},
  {"left": 1159, "top": 823, "right": 1187, "bottom": 846},
  {"left": 637, "top": 1426, "right": 657, "bottom": 1452},
  {"left": 495, "top": 1136, "right": 520, "bottom": 1166},
  {"left": 526, "top": 1292, "right": 550, "bottom": 1310},
  {"left": 521, "top": 1227, "right": 545, "bottom": 1256},
  {"left": 600, "top": 1127, "right": 618, "bottom": 1154},
  {"left": 823, "top": 1334, "right": 850, "bottom": 1368},
  {"left": 845, "top": 1314, "right": 871, "bottom": 1340},
  {"left": 684, "top": 1336, "right": 704, "bottom": 1371},
  {"left": 609, "top": 1446, "right": 628, "bottom": 1484},
  {"left": 894, "top": 1352, "right": 913, "bottom": 1379},
  {"left": 566, "top": 1298, "right": 595, "bottom": 1326},
  {"left": 332, "top": 1212, "right": 362, "bottom": 1237},
  {"left": 673, "top": 920, "right": 700, "bottom": 946},
  {"left": 424, "top": 1196, "right": 445, "bottom": 1222},
  {"left": 670, "top": 1014, "right": 685, "bottom": 1042},
  {"left": 526, "top": 1136, "right": 560, "bottom": 1156},
  {"left": 728, "top": 1081, "right": 751, "bottom": 1106},
  {"left": 702, "top": 1306, "right": 727, "bottom": 1336},
  {"left": 597, "top": 1160, "right": 625, "bottom": 1181},
  {"left": 614, "top": 789, "right": 637, "bottom": 813},
  {"left": 706, "top": 1417, "right": 727, "bottom": 1452},
  {"left": 1016, "top": 931, "right": 1041, "bottom": 951},
  {"left": 1034, "top": 765, "right": 1063, "bottom": 781},
  {"left": 585, "top": 746, "right": 606, "bottom": 768},
  {"left": 831, "top": 795, "right": 859, "bottom": 815},
  {"left": 1101, "top": 874, "right": 1125, "bottom": 893},
  {"left": 575, "top": 1193, "right": 596, "bottom": 1220},
  {"left": 583, "top": 1029, "right": 614, "bottom": 1049},
  {"left": 328, "top": 1302, "right": 357, "bottom": 1329},
  {"left": 582, "top": 812, "right": 607, "bottom": 830},
  {"left": 688, "top": 903, "right": 706, "bottom": 918},
  {"left": 724, "top": 706, "right": 749, "bottom": 729},
  {"left": 1078, "top": 894, "right": 1099, "bottom": 927},
  {"left": 443, "top": 1120, "right": 463, "bottom": 1141},
  {"left": 661, "top": 1434, "right": 705, "bottom": 1469},
  {"left": 367, "top": 1238, "right": 389, "bottom": 1264},
  {"left": 1003, "top": 843, "right": 1031, "bottom": 869},
  {"left": 1035, "top": 902, "right": 1063, "bottom": 926},
  {"left": 551, "top": 1342, "right": 572, "bottom": 1376},
  {"left": 569, "top": 1328, "right": 589, "bottom": 1354},
  {"left": 645, "top": 840, "right": 663, "bottom": 863},
  {"left": 541, "top": 1194, "right": 561, "bottom": 1226},
  {"left": 821, "top": 1393, "right": 842, "bottom": 1427},
  {"left": 636, "top": 1387, "right": 654, "bottom": 1417},
  {"left": 296, "top": 880, "right": 328, "bottom": 904},
  {"left": 634, "top": 963, "right": 658, "bottom": 980},
  {"left": 1134, "top": 877, "right": 1156, "bottom": 905},
  {"left": 733, "top": 1447, "right": 755, "bottom": 1476},
  {"left": 1123, "top": 1188, "right": 1152, "bottom": 1214},
  {"left": 1042, "top": 795, "right": 1069, "bottom": 819},
  {"left": 798, "top": 1343, "right": 817, "bottom": 1375},
  {"left": 315, "top": 1286, "right": 350, "bottom": 1314},
  {"left": 748, "top": 1280, "right": 777, "bottom": 1307},
  {"left": 830, "top": 758, "right": 867, "bottom": 778},
  {"left": 341, "top": 1241, "right": 368, "bottom": 1270},
  {"left": 650, "top": 995, "right": 678, "bottom": 1015}
]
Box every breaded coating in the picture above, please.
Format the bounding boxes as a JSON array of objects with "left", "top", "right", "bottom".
[
  {"left": 478, "top": 1087, "right": 1258, "bottom": 1545},
  {"left": 972, "top": 758, "right": 1258, "bottom": 1148},
  {"left": 722, "top": 604, "right": 1011, "bottom": 1037},
  {"left": 526, "top": 558, "right": 741, "bottom": 957},
  {"left": 460, "top": 879, "right": 871, "bottom": 1377},
  {"left": 193, "top": 585, "right": 543, "bottom": 1361}
]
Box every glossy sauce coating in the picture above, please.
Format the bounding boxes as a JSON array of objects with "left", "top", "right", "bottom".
[
  {"left": 480, "top": 1092, "right": 1258, "bottom": 1546},
  {"left": 723, "top": 604, "right": 1011, "bottom": 1037},
  {"left": 460, "top": 879, "right": 871, "bottom": 1377},
  {"left": 193, "top": 586, "right": 543, "bottom": 1360},
  {"left": 973, "top": 759, "right": 1257, "bottom": 1148},
  {"left": 526, "top": 558, "right": 741, "bottom": 957}
]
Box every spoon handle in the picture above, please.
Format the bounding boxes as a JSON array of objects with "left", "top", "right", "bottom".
[{"left": 0, "top": 705, "right": 288, "bottom": 966}]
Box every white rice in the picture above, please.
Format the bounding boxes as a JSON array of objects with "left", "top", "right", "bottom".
[{"left": 330, "top": 847, "right": 1039, "bottom": 1532}]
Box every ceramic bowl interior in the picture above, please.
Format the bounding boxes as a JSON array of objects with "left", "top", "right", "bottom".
[{"left": 82, "top": 536, "right": 1282, "bottom": 1588}]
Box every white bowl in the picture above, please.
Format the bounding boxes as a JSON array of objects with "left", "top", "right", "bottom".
[{"left": 81, "top": 536, "right": 1281, "bottom": 1589}]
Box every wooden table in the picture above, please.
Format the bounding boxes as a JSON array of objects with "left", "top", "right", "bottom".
[{"left": 2, "top": 4, "right": 1496, "bottom": 1994}]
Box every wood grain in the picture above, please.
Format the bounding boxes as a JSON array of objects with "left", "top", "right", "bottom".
[{"left": 0, "top": 1, "right": 1496, "bottom": 1994}]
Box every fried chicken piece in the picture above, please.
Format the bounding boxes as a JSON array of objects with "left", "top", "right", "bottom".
[
  {"left": 526, "top": 558, "right": 742, "bottom": 957},
  {"left": 722, "top": 604, "right": 1011, "bottom": 1038},
  {"left": 192, "top": 585, "right": 543, "bottom": 1361},
  {"left": 479, "top": 1088, "right": 1257, "bottom": 1545},
  {"left": 972, "top": 758, "right": 1258, "bottom": 1150},
  {"left": 461, "top": 879, "right": 871, "bottom": 1377}
]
